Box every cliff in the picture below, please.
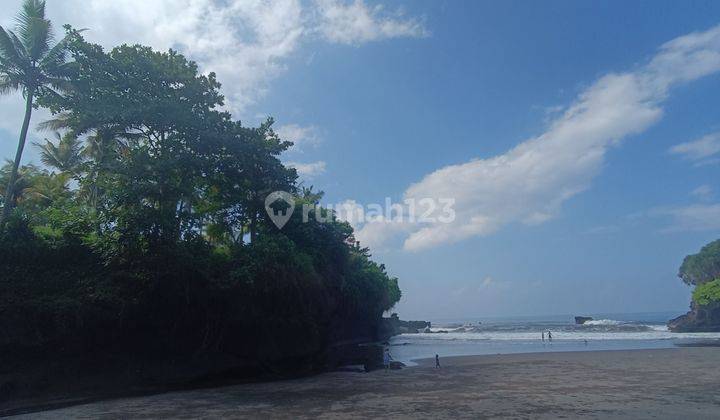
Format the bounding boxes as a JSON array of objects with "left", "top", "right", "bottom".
[
  {"left": 668, "top": 301, "right": 720, "bottom": 332},
  {"left": 667, "top": 239, "right": 720, "bottom": 332}
]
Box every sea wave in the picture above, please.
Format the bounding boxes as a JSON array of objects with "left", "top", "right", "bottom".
[
  {"left": 388, "top": 314, "right": 720, "bottom": 362},
  {"left": 582, "top": 319, "right": 622, "bottom": 326},
  {"left": 400, "top": 330, "right": 720, "bottom": 341}
]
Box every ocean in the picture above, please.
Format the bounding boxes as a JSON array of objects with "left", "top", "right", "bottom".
[{"left": 389, "top": 311, "right": 720, "bottom": 364}]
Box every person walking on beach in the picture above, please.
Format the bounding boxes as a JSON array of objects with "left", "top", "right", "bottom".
[
  {"left": 435, "top": 354, "right": 441, "bottom": 368},
  {"left": 383, "top": 349, "right": 392, "bottom": 371}
]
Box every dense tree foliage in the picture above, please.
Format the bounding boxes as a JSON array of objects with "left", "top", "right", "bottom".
[
  {"left": 692, "top": 279, "right": 720, "bottom": 306},
  {"left": 678, "top": 239, "right": 720, "bottom": 286},
  {"left": 0, "top": 25, "right": 400, "bottom": 369}
]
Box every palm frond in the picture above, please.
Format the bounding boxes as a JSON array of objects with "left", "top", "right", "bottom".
[
  {"left": 41, "top": 76, "right": 72, "bottom": 93},
  {"left": 37, "top": 112, "right": 72, "bottom": 131},
  {"left": 22, "top": 16, "right": 51, "bottom": 61},
  {"left": 15, "top": 0, "right": 46, "bottom": 31},
  {"left": 33, "top": 131, "right": 84, "bottom": 173},
  {"left": 0, "top": 74, "right": 21, "bottom": 95},
  {"left": 7, "top": 30, "right": 29, "bottom": 66},
  {"left": 39, "top": 32, "right": 70, "bottom": 70},
  {"left": 0, "top": 27, "right": 24, "bottom": 68},
  {"left": 34, "top": 136, "right": 62, "bottom": 169},
  {"left": 15, "top": 0, "right": 51, "bottom": 58}
]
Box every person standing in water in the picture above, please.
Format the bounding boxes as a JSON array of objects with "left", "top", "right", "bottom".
[
  {"left": 542, "top": 332, "right": 545, "bottom": 341},
  {"left": 548, "top": 331, "right": 553, "bottom": 341},
  {"left": 435, "top": 354, "right": 441, "bottom": 368},
  {"left": 383, "top": 349, "right": 392, "bottom": 371}
]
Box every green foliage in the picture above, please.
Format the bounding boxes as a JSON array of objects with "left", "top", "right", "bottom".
[
  {"left": 34, "top": 131, "right": 84, "bottom": 175},
  {"left": 692, "top": 279, "right": 720, "bottom": 306},
  {"left": 679, "top": 239, "right": 720, "bottom": 286},
  {"left": 0, "top": 20, "right": 401, "bottom": 366}
]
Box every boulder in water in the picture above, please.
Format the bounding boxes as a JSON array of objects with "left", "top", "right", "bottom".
[
  {"left": 389, "top": 361, "right": 405, "bottom": 370},
  {"left": 575, "top": 316, "right": 593, "bottom": 325},
  {"left": 378, "top": 313, "right": 431, "bottom": 339}
]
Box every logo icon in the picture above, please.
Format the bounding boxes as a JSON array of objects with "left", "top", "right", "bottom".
[{"left": 265, "top": 191, "right": 295, "bottom": 229}]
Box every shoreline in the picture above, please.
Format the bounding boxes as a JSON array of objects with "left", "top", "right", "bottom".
[
  {"left": 10, "top": 347, "right": 720, "bottom": 419},
  {"left": 403, "top": 338, "right": 720, "bottom": 365}
]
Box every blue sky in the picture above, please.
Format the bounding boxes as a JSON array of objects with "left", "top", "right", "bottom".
[{"left": 2, "top": 0, "right": 720, "bottom": 319}]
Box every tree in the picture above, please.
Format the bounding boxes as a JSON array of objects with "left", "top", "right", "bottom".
[
  {"left": 0, "top": 31, "right": 403, "bottom": 386},
  {"left": 0, "top": 0, "right": 71, "bottom": 225},
  {"left": 34, "top": 131, "right": 84, "bottom": 176},
  {"left": 0, "top": 160, "right": 43, "bottom": 208},
  {"left": 678, "top": 239, "right": 720, "bottom": 286}
]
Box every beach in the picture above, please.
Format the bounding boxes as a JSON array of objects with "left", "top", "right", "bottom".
[{"left": 10, "top": 347, "right": 720, "bottom": 419}]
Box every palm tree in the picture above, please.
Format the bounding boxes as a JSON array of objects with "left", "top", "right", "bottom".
[
  {"left": 23, "top": 171, "right": 71, "bottom": 207},
  {"left": 0, "top": 160, "right": 42, "bottom": 208},
  {"left": 0, "top": 0, "right": 71, "bottom": 224},
  {"left": 34, "top": 131, "right": 84, "bottom": 175}
]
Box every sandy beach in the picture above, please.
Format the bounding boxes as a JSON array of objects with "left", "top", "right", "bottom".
[{"left": 9, "top": 347, "right": 720, "bottom": 419}]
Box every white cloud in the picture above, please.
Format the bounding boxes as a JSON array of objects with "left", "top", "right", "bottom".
[
  {"left": 313, "top": 0, "right": 426, "bottom": 45},
  {"left": 286, "top": 160, "right": 326, "bottom": 178},
  {"left": 691, "top": 184, "right": 714, "bottom": 201},
  {"left": 331, "top": 199, "right": 414, "bottom": 249},
  {"left": 354, "top": 24, "right": 720, "bottom": 252},
  {"left": 352, "top": 217, "right": 413, "bottom": 250},
  {"left": 479, "top": 276, "right": 494, "bottom": 289},
  {"left": 45, "top": 0, "right": 307, "bottom": 115},
  {"left": 0, "top": 0, "right": 426, "bottom": 163},
  {"left": 40, "top": 0, "right": 424, "bottom": 114},
  {"left": 276, "top": 124, "right": 321, "bottom": 151},
  {"left": 669, "top": 131, "right": 720, "bottom": 164},
  {"left": 654, "top": 204, "right": 720, "bottom": 233}
]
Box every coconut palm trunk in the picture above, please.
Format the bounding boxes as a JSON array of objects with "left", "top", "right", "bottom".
[
  {"left": 1, "top": 88, "right": 34, "bottom": 223},
  {"left": 0, "top": 0, "right": 72, "bottom": 227}
]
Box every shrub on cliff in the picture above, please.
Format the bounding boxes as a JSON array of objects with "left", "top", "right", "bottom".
[{"left": 692, "top": 279, "right": 720, "bottom": 306}]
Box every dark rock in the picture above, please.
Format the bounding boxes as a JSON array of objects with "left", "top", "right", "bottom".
[
  {"left": 668, "top": 301, "right": 720, "bottom": 332},
  {"left": 360, "top": 343, "right": 385, "bottom": 372},
  {"left": 378, "top": 313, "right": 431, "bottom": 340},
  {"left": 397, "top": 326, "right": 419, "bottom": 334},
  {"left": 389, "top": 361, "right": 405, "bottom": 370},
  {"left": 575, "top": 316, "right": 593, "bottom": 325}
]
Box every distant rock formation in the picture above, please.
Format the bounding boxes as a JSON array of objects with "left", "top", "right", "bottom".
[
  {"left": 575, "top": 316, "right": 593, "bottom": 325},
  {"left": 668, "top": 301, "right": 720, "bottom": 332},
  {"left": 667, "top": 239, "right": 720, "bottom": 332},
  {"left": 378, "top": 313, "right": 431, "bottom": 339}
]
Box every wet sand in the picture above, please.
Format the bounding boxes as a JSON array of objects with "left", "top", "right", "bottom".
[{"left": 12, "top": 348, "right": 720, "bottom": 419}]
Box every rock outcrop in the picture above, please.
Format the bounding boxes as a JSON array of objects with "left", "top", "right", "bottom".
[
  {"left": 575, "top": 316, "right": 593, "bottom": 325},
  {"left": 377, "top": 313, "right": 431, "bottom": 339},
  {"left": 668, "top": 301, "right": 720, "bottom": 332}
]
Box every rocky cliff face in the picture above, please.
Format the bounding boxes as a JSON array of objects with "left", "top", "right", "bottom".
[
  {"left": 668, "top": 301, "right": 720, "bottom": 332},
  {"left": 377, "top": 314, "right": 431, "bottom": 340}
]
